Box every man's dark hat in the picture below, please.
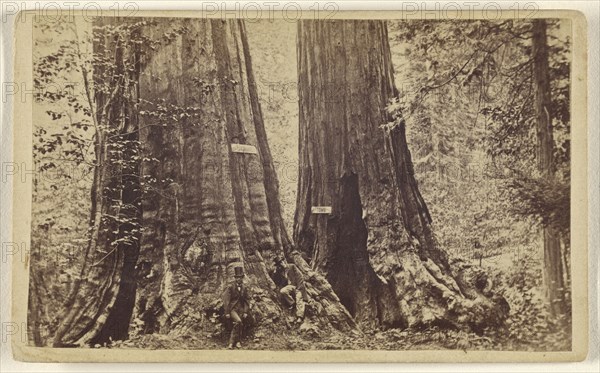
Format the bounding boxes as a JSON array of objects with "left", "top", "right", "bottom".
[{"left": 233, "top": 266, "right": 245, "bottom": 277}]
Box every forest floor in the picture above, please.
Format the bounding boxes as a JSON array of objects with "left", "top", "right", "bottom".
[
  {"left": 108, "top": 318, "right": 568, "bottom": 352},
  {"left": 35, "top": 219, "right": 571, "bottom": 353},
  {"left": 105, "top": 250, "right": 570, "bottom": 353},
  {"left": 105, "top": 247, "right": 571, "bottom": 352}
]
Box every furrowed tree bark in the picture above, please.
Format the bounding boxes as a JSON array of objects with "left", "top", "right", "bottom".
[
  {"left": 295, "top": 20, "right": 508, "bottom": 331},
  {"left": 53, "top": 19, "right": 142, "bottom": 347},
  {"left": 134, "top": 18, "right": 355, "bottom": 338},
  {"left": 532, "top": 19, "right": 570, "bottom": 319}
]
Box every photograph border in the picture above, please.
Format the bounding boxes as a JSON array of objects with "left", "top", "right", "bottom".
[{"left": 10, "top": 8, "right": 589, "bottom": 363}]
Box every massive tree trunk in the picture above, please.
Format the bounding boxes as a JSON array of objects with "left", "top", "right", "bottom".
[
  {"left": 53, "top": 19, "right": 142, "bottom": 347},
  {"left": 134, "top": 18, "right": 354, "bottom": 338},
  {"left": 295, "top": 20, "right": 508, "bottom": 331},
  {"left": 532, "top": 19, "right": 570, "bottom": 318},
  {"left": 54, "top": 18, "right": 354, "bottom": 347}
]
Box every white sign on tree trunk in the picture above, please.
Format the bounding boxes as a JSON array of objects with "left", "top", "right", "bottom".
[
  {"left": 231, "top": 144, "right": 258, "bottom": 154},
  {"left": 311, "top": 206, "right": 332, "bottom": 214}
]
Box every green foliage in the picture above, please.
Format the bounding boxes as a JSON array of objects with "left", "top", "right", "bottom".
[
  {"left": 486, "top": 251, "right": 571, "bottom": 350},
  {"left": 388, "top": 18, "right": 571, "bottom": 258},
  {"left": 507, "top": 173, "right": 570, "bottom": 238},
  {"left": 388, "top": 19, "right": 571, "bottom": 348},
  {"left": 30, "top": 18, "right": 198, "bottom": 346},
  {"left": 390, "top": 20, "right": 527, "bottom": 258}
]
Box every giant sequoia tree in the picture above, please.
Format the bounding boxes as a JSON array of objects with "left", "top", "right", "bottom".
[
  {"left": 294, "top": 20, "right": 508, "bottom": 330},
  {"left": 53, "top": 19, "right": 143, "bottom": 346},
  {"left": 133, "top": 18, "right": 353, "bottom": 337},
  {"left": 53, "top": 18, "right": 353, "bottom": 347}
]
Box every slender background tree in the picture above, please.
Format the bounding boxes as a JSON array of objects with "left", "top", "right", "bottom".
[{"left": 532, "top": 19, "right": 570, "bottom": 319}]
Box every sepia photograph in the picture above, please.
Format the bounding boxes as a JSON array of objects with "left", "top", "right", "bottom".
[{"left": 7, "top": 7, "right": 590, "bottom": 363}]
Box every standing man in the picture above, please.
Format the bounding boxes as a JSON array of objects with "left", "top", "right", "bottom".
[
  {"left": 273, "top": 256, "right": 308, "bottom": 324},
  {"left": 222, "top": 266, "right": 251, "bottom": 349}
]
